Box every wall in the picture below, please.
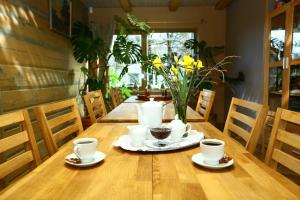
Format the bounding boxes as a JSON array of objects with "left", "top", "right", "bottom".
[
  {"left": 225, "top": 0, "right": 265, "bottom": 104},
  {"left": 0, "top": 0, "right": 87, "bottom": 159},
  {"left": 89, "top": 6, "right": 226, "bottom": 46}
]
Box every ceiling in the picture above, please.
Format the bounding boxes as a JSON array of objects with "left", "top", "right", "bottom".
[{"left": 82, "top": 0, "right": 220, "bottom": 8}]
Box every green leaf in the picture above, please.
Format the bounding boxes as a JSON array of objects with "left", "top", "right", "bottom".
[
  {"left": 71, "top": 21, "right": 106, "bottom": 64},
  {"left": 112, "top": 35, "right": 142, "bottom": 65},
  {"left": 127, "top": 13, "right": 150, "bottom": 33},
  {"left": 81, "top": 67, "right": 88, "bottom": 75},
  {"left": 119, "top": 66, "right": 129, "bottom": 79}
]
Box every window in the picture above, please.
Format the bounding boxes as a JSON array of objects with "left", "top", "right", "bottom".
[
  {"left": 109, "top": 34, "right": 142, "bottom": 87},
  {"left": 147, "top": 32, "right": 195, "bottom": 88},
  {"left": 109, "top": 32, "right": 195, "bottom": 88}
]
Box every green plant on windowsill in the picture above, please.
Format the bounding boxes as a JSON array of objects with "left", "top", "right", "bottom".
[{"left": 108, "top": 70, "right": 132, "bottom": 99}]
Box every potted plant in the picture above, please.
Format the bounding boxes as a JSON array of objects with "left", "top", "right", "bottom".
[
  {"left": 71, "top": 14, "right": 150, "bottom": 121},
  {"left": 149, "top": 54, "right": 236, "bottom": 124}
]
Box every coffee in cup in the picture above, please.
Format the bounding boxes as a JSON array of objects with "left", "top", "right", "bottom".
[
  {"left": 200, "top": 139, "right": 224, "bottom": 165},
  {"left": 73, "top": 138, "right": 98, "bottom": 163}
]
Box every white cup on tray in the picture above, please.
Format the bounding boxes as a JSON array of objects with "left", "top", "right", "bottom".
[{"left": 127, "top": 125, "right": 148, "bottom": 147}]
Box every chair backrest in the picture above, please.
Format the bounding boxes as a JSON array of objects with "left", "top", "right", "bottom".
[
  {"left": 84, "top": 90, "right": 107, "bottom": 123},
  {"left": 110, "top": 88, "right": 123, "bottom": 108},
  {"left": 265, "top": 108, "right": 300, "bottom": 175},
  {"left": 34, "top": 98, "right": 83, "bottom": 155},
  {"left": 195, "top": 89, "right": 216, "bottom": 122},
  {"left": 223, "top": 97, "right": 268, "bottom": 153},
  {"left": 260, "top": 110, "right": 276, "bottom": 157},
  {"left": 0, "top": 110, "right": 41, "bottom": 187}
]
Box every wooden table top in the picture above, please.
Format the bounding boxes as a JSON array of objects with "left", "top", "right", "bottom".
[
  {"left": 123, "top": 95, "right": 146, "bottom": 103},
  {"left": 124, "top": 95, "right": 172, "bottom": 103},
  {"left": 100, "top": 102, "right": 204, "bottom": 123},
  {"left": 1, "top": 123, "right": 300, "bottom": 200}
]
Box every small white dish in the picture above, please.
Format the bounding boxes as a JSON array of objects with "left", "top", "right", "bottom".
[
  {"left": 65, "top": 151, "right": 105, "bottom": 167},
  {"left": 192, "top": 153, "right": 234, "bottom": 169}
]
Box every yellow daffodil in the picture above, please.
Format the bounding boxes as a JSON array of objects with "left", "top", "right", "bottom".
[
  {"left": 183, "top": 55, "right": 194, "bottom": 67},
  {"left": 174, "top": 56, "right": 179, "bottom": 64},
  {"left": 171, "top": 65, "right": 178, "bottom": 76},
  {"left": 185, "top": 67, "right": 193, "bottom": 74},
  {"left": 152, "top": 57, "right": 164, "bottom": 69},
  {"left": 195, "top": 60, "right": 204, "bottom": 69}
]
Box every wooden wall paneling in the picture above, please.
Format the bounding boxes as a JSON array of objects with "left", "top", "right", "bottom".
[
  {"left": 0, "top": 86, "right": 78, "bottom": 112},
  {"left": 0, "top": 65, "right": 81, "bottom": 90},
  {"left": 0, "top": 0, "right": 88, "bottom": 160}
]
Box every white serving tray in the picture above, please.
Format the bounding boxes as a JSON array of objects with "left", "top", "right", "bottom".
[{"left": 114, "top": 130, "right": 204, "bottom": 152}]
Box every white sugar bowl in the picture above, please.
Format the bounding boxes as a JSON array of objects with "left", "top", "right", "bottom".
[{"left": 168, "top": 116, "right": 191, "bottom": 142}]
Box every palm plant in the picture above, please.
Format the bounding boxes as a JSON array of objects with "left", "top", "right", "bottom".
[
  {"left": 112, "top": 13, "right": 150, "bottom": 79},
  {"left": 71, "top": 21, "right": 108, "bottom": 95}
]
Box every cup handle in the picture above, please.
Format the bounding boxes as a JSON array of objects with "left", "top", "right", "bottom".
[
  {"left": 73, "top": 146, "right": 81, "bottom": 159},
  {"left": 186, "top": 123, "right": 192, "bottom": 132}
]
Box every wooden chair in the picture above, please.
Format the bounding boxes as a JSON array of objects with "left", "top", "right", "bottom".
[
  {"left": 223, "top": 98, "right": 268, "bottom": 154},
  {"left": 195, "top": 89, "right": 216, "bottom": 122},
  {"left": 34, "top": 98, "right": 83, "bottom": 156},
  {"left": 110, "top": 88, "right": 124, "bottom": 108},
  {"left": 0, "top": 110, "right": 41, "bottom": 188},
  {"left": 260, "top": 111, "right": 276, "bottom": 157},
  {"left": 84, "top": 90, "right": 107, "bottom": 123},
  {"left": 265, "top": 108, "right": 300, "bottom": 176}
]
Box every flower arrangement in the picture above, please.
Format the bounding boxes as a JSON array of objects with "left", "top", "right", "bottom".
[{"left": 151, "top": 54, "right": 235, "bottom": 123}]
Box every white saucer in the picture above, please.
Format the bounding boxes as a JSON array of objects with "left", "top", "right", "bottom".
[
  {"left": 192, "top": 153, "right": 234, "bottom": 169},
  {"left": 65, "top": 151, "right": 105, "bottom": 167}
]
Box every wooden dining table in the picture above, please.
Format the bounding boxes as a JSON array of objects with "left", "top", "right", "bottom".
[
  {"left": 124, "top": 95, "right": 172, "bottom": 103},
  {"left": 99, "top": 102, "right": 204, "bottom": 123},
  {"left": 1, "top": 122, "right": 300, "bottom": 200},
  {"left": 123, "top": 95, "right": 147, "bottom": 103}
]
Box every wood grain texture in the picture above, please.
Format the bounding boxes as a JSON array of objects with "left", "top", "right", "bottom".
[
  {"left": 265, "top": 108, "right": 300, "bottom": 175},
  {"left": 110, "top": 88, "right": 124, "bottom": 108},
  {"left": 1, "top": 122, "right": 300, "bottom": 199},
  {"left": 34, "top": 99, "right": 83, "bottom": 156},
  {"left": 99, "top": 102, "right": 204, "bottom": 123},
  {"left": 84, "top": 90, "right": 107, "bottom": 123},
  {"left": 0, "top": 110, "right": 40, "bottom": 185},
  {"left": 0, "top": 0, "right": 87, "bottom": 113},
  {"left": 223, "top": 98, "right": 268, "bottom": 154},
  {"left": 195, "top": 89, "right": 216, "bottom": 122}
]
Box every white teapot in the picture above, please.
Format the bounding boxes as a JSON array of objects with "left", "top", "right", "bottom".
[
  {"left": 136, "top": 98, "right": 164, "bottom": 128},
  {"left": 168, "top": 115, "right": 192, "bottom": 142}
]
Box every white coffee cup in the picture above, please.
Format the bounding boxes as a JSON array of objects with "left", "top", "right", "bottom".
[
  {"left": 73, "top": 138, "right": 98, "bottom": 163},
  {"left": 200, "top": 139, "right": 224, "bottom": 165},
  {"left": 127, "top": 125, "right": 148, "bottom": 147},
  {"left": 171, "top": 123, "right": 192, "bottom": 142}
]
